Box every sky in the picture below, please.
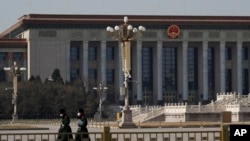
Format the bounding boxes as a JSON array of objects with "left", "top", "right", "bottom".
[{"left": 0, "top": 0, "right": 250, "bottom": 33}]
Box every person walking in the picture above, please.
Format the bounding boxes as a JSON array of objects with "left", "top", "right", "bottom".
[
  {"left": 75, "top": 108, "right": 90, "bottom": 141},
  {"left": 57, "top": 109, "right": 73, "bottom": 141}
]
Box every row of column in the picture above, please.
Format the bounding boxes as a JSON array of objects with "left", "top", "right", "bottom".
[
  {"left": 65, "top": 40, "right": 244, "bottom": 104},
  {"left": 131, "top": 40, "right": 244, "bottom": 103}
]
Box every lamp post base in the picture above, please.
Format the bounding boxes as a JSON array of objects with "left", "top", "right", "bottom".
[
  {"left": 119, "top": 108, "right": 137, "bottom": 128},
  {"left": 11, "top": 114, "right": 18, "bottom": 124}
]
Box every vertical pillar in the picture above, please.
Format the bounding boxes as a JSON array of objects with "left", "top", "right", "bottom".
[
  {"left": 219, "top": 41, "right": 226, "bottom": 92},
  {"left": 202, "top": 41, "right": 208, "bottom": 101},
  {"left": 65, "top": 42, "right": 71, "bottom": 81},
  {"left": 236, "top": 41, "right": 243, "bottom": 95},
  {"left": 179, "top": 41, "right": 188, "bottom": 101},
  {"left": 155, "top": 41, "right": 163, "bottom": 104},
  {"left": 136, "top": 41, "right": 143, "bottom": 102},
  {"left": 82, "top": 40, "right": 89, "bottom": 91},
  {"left": 22, "top": 52, "right": 27, "bottom": 81},
  {"left": 115, "top": 41, "right": 123, "bottom": 102},
  {"left": 99, "top": 41, "right": 106, "bottom": 85}
]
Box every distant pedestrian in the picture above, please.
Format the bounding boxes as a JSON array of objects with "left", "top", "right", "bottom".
[
  {"left": 75, "top": 108, "right": 90, "bottom": 141},
  {"left": 57, "top": 109, "right": 73, "bottom": 141}
]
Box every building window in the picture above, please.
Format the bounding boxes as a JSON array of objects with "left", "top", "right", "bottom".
[
  {"left": 242, "top": 47, "right": 248, "bottom": 60},
  {"left": 13, "top": 52, "right": 22, "bottom": 61},
  {"left": 187, "top": 47, "right": 198, "bottom": 91},
  {"left": 88, "top": 69, "right": 97, "bottom": 80},
  {"left": 106, "top": 42, "right": 116, "bottom": 60},
  {"left": 88, "top": 41, "right": 100, "bottom": 60},
  {"left": 142, "top": 47, "right": 153, "bottom": 90},
  {"left": 225, "top": 69, "right": 232, "bottom": 92},
  {"left": 208, "top": 47, "right": 215, "bottom": 90},
  {"left": 106, "top": 69, "right": 114, "bottom": 84},
  {"left": 225, "top": 46, "right": 232, "bottom": 60},
  {"left": 70, "top": 41, "right": 81, "bottom": 61},
  {"left": 0, "top": 52, "right": 7, "bottom": 61},
  {"left": 243, "top": 69, "right": 249, "bottom": 95},
  {"left": 106, "top": 46, "right": 115, "bottom": 60},
  {"left": 70, "top": 47, "right": 79, "bottom": 60},
  {"left": 0, "top": 69, "right": 5, "bottom": 82},
  {"left": 162, "top": 47, "right": 177, "bottom": 91},
  {"left": 70, "top": 68, "right": 79, "bottom": 82},
  {"left": 88, "top": 47, "right": 97, "bottom": 60}
]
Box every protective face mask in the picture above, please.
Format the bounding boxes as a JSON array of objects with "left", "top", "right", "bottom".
[
  {"left": 60, "top": 114, "right": 63, "bottom": 117},
  {"left": 77, "top": 112, "right": 81, "bottom": 116}
]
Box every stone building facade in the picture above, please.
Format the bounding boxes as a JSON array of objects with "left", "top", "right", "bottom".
[{"left": 1, "top": 14, "right": 250, "bottom": 105}]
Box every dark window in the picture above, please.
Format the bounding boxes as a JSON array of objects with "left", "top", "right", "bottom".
[
  {"left": 243, "top": 69, "right": 249, "bottom": 95},
  {"left": 243, "top": 47, "right": 248, "bottom": 60},
  {"left": 142, "top": 47, "right": 152, "bottom": 87},
  {"left": 225, "top": 69, "right": 232, "bottom": 92},
  {"left": 70, "top": 47, "right": 79, "bottom": 60},
  {"left": 88, "top": 69, "right": 97, "bottom": 80},
  {"left": 0, "top": 69, "right": 5, "bottom": 82},
  {"left": 208, "top": 47, "right": 215, "bottom": 90},
  {"left": 88, "top": 47, "right": 97, "bottom": 60},
  {"left": 187, "top": 47, "right": 198, "bottom": 90},
  {"left": 106, "top": 69, "right": 114, "bottom": 84},
  {"left": 225, "top": 46, "right": 232, "bottom": 60},
  {"left": 0, "top": 52, "right": 7, "bottom": 61},
  {"left": 162, "top": 47, "right": 177, "bottom": 91},
  {"left": 70, "top": 68, "right": 79, "bottom": 82},
  {"left": 106, "top": 42, "right": 116, "bottom": 60},
  {"left": 70, "top": 41, "right": 81, "bottom": 61},
  {"left": 88, "top": 41, "right": 100, "bottom": 60},
  {"left": 13, "top": 52, "right": 22, "bottom": 61}
]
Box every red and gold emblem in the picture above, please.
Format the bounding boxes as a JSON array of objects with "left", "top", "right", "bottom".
[{"left": 167, "top": 25, "right": 180, "bottom": 39}]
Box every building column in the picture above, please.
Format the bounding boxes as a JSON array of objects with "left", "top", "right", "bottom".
[
  {"left": 115, "top": 41, "right": 123, "bottom": 102},
  {"left": 201, "top": 41, "right": 208, "bottom": 101},
  {"left": 65, "top": 42, "right": 71, "bottom": 81},
  {"left": 82, "top": 40, "right": 89, "bottom": 91},
  {"left": 155, "top": 41, "right": 162, "bottom": 104},
  {"left": 219, "top": 41, "right": 226, "bottom": 92},
  {"left": 22, "top": 52, "right": 27, "bottom": 81},
  {"left": 236, "top": 41, "right": 243, "bottom": 95},
  {"left": 178, "top": 41, "right": 188, "bottom": 101},
  {"left": 136, "top": 41, "right": 143, "bottom": 103},
  {"left": 99, "top": 41, "right": 106, "bottom": 85}
]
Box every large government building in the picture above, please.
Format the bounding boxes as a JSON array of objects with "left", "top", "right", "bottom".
[{"left": 1, "top": 14, "right": 250, "bottom": 105}]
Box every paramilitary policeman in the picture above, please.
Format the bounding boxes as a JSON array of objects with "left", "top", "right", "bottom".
[
  {"left": 75, "top": 108, "right": 90, "bottom": 141},
  {"left": 57, "top": 109, "right": 73, "bottom": 141}
]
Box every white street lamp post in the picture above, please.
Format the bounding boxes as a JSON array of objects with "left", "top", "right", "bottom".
[
  {"left": 106, "top": 16, "right": 145, "bottom": 128},
  {"left": 93, "top": 83, "right": 108, "bottom": 119},
  {"left": 4, "top": 61, "right": 26, "bottom": 123}
]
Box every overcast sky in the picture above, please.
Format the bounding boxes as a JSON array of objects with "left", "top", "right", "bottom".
[{"left": 1, "top": 0, "right": 250, "bottom": 32}]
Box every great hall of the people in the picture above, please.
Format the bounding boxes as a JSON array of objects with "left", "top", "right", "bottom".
[{"left": 1, "top": 14, "right": 250, "bottom": 105}]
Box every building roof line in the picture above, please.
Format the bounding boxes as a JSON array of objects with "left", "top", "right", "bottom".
[{"left": 2, "top": 14, "right": 250, "bottom": 38}]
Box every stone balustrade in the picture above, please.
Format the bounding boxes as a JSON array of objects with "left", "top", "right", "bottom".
[{"left": 131, "top": 92, "right": 250, "bottom": 122}]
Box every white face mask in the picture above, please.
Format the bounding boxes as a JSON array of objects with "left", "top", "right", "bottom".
[
  {"left": 77, "top": 112, "right": 81, "bottom": 116},
  {"left": 60, "top": 114, "right": 63, "bottom": 117}
]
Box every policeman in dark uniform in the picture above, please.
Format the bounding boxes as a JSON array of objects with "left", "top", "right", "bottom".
[
  {"left": 57, "top": 109, "right": 73, "bottom": 141},
  {"left": 75, "top": 108, "right": 90, "bottom": 141}
]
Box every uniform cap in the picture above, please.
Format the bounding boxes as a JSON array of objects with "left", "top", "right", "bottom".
[{"left": 59, "top": 109, "right": 65, "bottom": 114}]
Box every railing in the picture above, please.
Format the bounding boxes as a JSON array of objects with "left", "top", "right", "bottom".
[
  {"left": 111, "top": 131, "right": 220, "bottom": 141},
  {"left": 0, "top": 125, "right": 231, "bottom": 141},
  {"left": 0, "top": 132, "right": 101, "bottom": 141}
]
